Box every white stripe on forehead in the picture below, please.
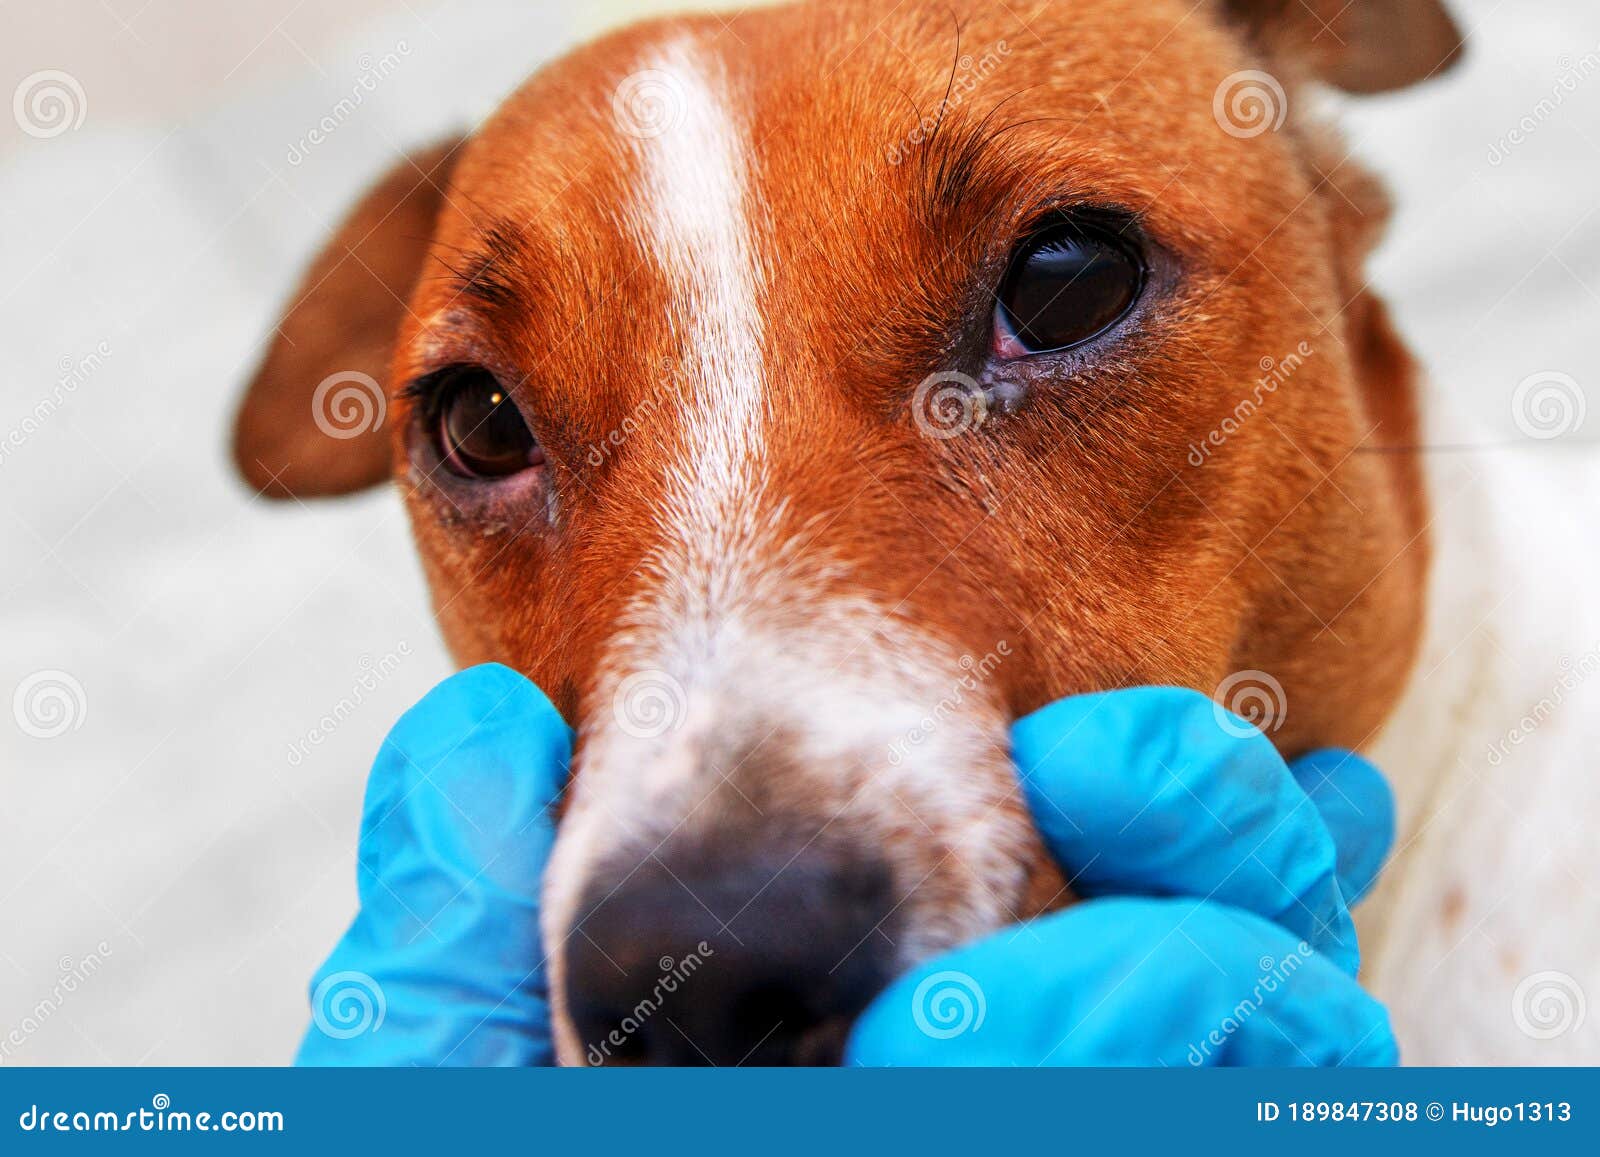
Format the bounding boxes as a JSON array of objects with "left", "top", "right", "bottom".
[{"left": 625, "top": 38, "right": 767, "bottom": 633}]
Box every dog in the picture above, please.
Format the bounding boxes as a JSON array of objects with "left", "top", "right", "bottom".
[{"left": 231, "top": 0, "right": 1498, "bottom": 1064}]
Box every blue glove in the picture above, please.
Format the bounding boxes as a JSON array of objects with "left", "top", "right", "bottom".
[
  {"left": 846, "top": 687, "right": 1398, "bottom": 1067},
  {"left": 295, "top": 663, "right": 570, "bottom": 1066}
]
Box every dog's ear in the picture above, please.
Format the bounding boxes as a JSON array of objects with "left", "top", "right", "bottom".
[
  {"left": 232, "top": 138, "right": 463, "bottom": 499},
  {"left": 1221, "top": 0, "right": 1464, "bottom": 93}
]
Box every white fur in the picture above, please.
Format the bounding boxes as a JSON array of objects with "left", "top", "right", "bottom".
[
  {"left": 540, "top": 40, "right": 1031, "bottom": 1064},
  {"left": 1366, "top": 416, "right": 1600, "bottom": 1063}
]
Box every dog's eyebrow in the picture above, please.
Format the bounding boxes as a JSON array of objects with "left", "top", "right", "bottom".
[{"left": 438, "top": 218, "right": 527, "bottom": 311}]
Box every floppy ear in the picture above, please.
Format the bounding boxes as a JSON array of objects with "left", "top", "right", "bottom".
[
  {"left": 232, "top": 138, "right": 464, "bottom": 499},
  {"left": 1221, "top": 0, "right": 1464, "bottom": 93}
]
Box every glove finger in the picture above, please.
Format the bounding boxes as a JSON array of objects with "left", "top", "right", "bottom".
[
  {"left": 847, "top": 897, "right": 1397, "bottom": 1067},
  {"left": 296, "top": 663, "right": 571, "bottom": 1067},
  {"left": 1011, "top": 687, "right": 1361, "bottom": 974},
  {"left": 1288, "top": 748, "right": 1395, "bottom": 906}
]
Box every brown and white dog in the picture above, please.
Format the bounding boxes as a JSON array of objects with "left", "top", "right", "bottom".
[{"left": 232, "top": 0, "right": 1474, "bottom": 1064}]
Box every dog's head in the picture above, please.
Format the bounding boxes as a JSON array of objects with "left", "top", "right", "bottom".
[{"left": 235, "top": 0, "right": 1459, "bottom": 1063}]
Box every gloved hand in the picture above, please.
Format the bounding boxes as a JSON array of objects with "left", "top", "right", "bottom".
[
  {"left": 295, "top": 663, "right": 570, "bottom": 1065},
  {"left": 297, "top": 672, "right": 1395, "bottom": 1067},
  {"left": 846, "top": 687, "right": 1398, "bottom": 1066}
]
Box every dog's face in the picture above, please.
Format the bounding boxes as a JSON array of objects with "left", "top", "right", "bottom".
[{"left": 235, "top": 0, "right": 1459, "bottom": 1063}]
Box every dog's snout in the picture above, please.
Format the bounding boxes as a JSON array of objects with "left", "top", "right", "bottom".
[{"left": 564, "top": 836, "right": 894, "bottom": 1066}]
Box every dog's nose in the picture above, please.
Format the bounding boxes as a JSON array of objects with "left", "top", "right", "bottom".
[{"left": 564, "top": 837, "right": 894, "bottom": 1065}]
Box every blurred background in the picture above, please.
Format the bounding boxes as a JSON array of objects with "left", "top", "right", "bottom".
[{"left": 1, "top": 0, "right": 1596, "bottom": 1064}]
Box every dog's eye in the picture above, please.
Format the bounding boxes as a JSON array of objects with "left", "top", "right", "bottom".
[
  {"left": 994, "top": 219, "right": 1143, "bottom": 357},
  {"left": 432, "top": 367, "right": 543, "bottom": 478}
]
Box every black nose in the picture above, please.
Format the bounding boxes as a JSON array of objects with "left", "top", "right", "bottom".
[{"left": 564, "top": 835, "right": 894, "bottom": 1065}]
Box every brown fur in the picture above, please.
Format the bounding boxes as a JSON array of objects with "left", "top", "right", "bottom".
[{"left": 233, "top": 0, "right": 1461, "bottom": 1044}]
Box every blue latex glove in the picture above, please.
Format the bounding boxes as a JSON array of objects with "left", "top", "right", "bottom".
[
  {"left": 296, "top": 663, "right": 570, "bottom": 1066},
  {"left": 846, "top": 687, "right": 1398, "bottom": 1066}
]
